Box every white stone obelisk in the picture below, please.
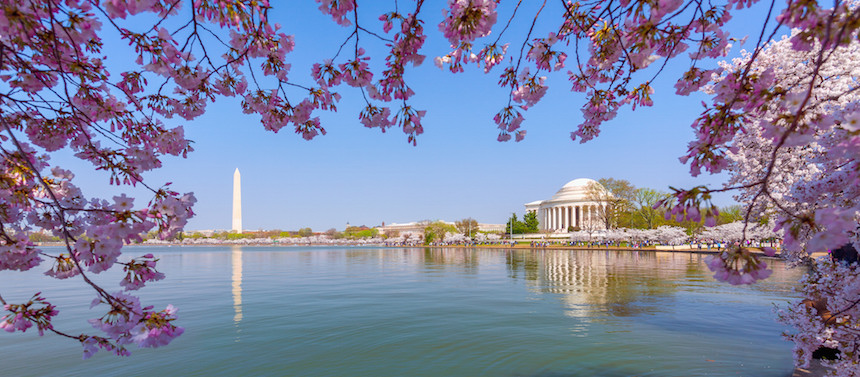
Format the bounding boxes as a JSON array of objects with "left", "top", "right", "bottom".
[{"left": 232, "top": 168, "right": 242, "bottom": 233}]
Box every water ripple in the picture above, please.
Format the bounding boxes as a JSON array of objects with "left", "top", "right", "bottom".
[{"left": 0, "top": 247, "right": 803, "bottom": 377}]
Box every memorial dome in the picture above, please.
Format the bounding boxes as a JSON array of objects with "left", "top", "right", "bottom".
[
  {"left": 523, "top": 178, "right": 609, "bottom": 232},
  {"left": 550, "top": 178, "right": 602, "bottom": 202}
]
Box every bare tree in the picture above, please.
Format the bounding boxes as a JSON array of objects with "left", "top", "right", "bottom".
[
  {"left": 586, "top": 178, "right": 636, "bottom": 229},
  {"left": 455, "top": 218, "right": 479, "bottom": 237}
]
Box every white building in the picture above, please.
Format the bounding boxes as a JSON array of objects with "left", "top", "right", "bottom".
[
  {"left": 524, "top": 178, "right": 609, "bottom": 232},
  {"left": 376, "top": 221, "right": 435, "bottom": 236},
  {"left": 376, "top": 221, "right": 506, "bottom": 236}
]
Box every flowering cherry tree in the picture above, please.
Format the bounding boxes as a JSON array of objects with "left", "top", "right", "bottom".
[
  {"left": 692, "top": 30, "right": 860, "bottom": 373},
  {"left": 2, "top": 0, "right": 859, "bottom": 373},
  {"left": 652, "top": 226, "right": 689, "bottom": 246},
  {"left": 698, "top": 221, "right": 781, "bottom": 244}
]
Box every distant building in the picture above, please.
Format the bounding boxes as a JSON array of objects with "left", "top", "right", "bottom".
[
  {"left": 524, "top": 178, "right": 609, "bottom": 232},
  {"left": 477, "top": 223, "right": 506, "bottom": 232},
  {"left": 376, "top": 221, "right": 505, "bottom": 236},
  {"left": 376, "top": 221, "right": 435, "bottom": 236}
]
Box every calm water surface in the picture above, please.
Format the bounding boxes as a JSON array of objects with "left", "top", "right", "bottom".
[{"left": 0, "top": 247, "right": 805, "bottom": 376}]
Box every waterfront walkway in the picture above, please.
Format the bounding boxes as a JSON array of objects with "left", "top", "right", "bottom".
[{"left": 413, "top": 242, "right": 780, "bottom": 256}]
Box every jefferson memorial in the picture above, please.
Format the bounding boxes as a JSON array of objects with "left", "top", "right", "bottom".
[{"left": 524, "top": 178, "right": 609, "bottom": 232}]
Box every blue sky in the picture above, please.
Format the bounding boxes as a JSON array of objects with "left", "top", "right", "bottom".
[{"left": 58, "top": 1, "right": 783, "bottom": 232}]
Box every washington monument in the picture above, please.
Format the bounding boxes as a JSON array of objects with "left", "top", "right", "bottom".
[{"left": 232, "top": 168, "right": 242, "bottom": 233}]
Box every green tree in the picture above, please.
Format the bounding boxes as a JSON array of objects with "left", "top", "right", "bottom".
[
  {"left": 455, "top": 218, "right": 479, "bottom": 237},
  {"left": 424, "top": 221, "right": 458, "bottom": 243},
  {"left": 631, "top": 188, "right": 667, "bottom": 229},
  {"left": 343, "top": 226, "right": 379, "bottom": 239},
  {"left": 718, "top": 205, "right": 744, "bottom": 224},
  {"left": 297, "top": 227, "right": 313, "bottom": 237},
  {"left": 504, "top": 213, "right": 529, "bottom": 235},
  {"left": 28, "top": 232, "right": 61, "bottom": 243},
  {"left": 523, "top": 211, "right": 539, "bottom": 233}
]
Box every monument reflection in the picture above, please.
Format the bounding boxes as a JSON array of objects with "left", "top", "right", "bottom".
[{"left": 231, "top": 246, "right": 243, "bottom": 324}]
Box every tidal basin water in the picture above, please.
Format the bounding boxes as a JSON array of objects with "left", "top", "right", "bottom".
[{"left": 0, "top": 246, "right": 806, "bottom": 376}]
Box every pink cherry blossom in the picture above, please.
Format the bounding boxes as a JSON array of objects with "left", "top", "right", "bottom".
[{"left": 438, "top": 0, "right": 498, "bottom": 46}]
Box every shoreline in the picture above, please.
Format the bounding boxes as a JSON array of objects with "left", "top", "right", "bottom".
[{"left": 37, "top": 241, "right": 797, "bottom": 257}]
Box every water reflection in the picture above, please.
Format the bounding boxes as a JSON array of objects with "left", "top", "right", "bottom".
[
  {"left": 503, "top": 249, "right": 803, "bottom": 319},
  {"left": 231, "top": 246, "right": 243, "bottom": 324},
  {"left": 421, "top": 248, "right": 479, "bottom": 274},
  {"left": 0, "top": 246, "right": 807, "bottom": 377},
  {"left": 234, "top": 247, "right": 803, "bottom": 326},
  {"left": 536, "top": 251, "right": 686, "bottom": 318}
]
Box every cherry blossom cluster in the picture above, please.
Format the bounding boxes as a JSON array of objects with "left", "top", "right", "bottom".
[
  {"left": 679, "top": 24, "right": 860, "bottom": 374},
  {"left": 1, "top": 293, "right": 57, "bottom": 336},
  {"left": 120, "top": 254, "right": 166, "bottom": 291},
  {"left": 778, "top": 258, "right": 860, "bottom": 374},
  {"left": 704, "top": 248, "right": 772, "bottom": 285},
  {"left": 526, "top": 33, "right": 567, "bottom": 72},
  {"left": 307, "top": 1, "right": 432, "bottom": 144},
  {"left": 84, "top": 293, "right": 183, "bottom": 358},
  {"left": 316, "top": 0, "right": 356, "bottom": 26},
  {"left": 493, "top": 106, "right": 525, "bottom": 142},
  {"left": 655, "top": 187, "right": 720, "bottom": 227},
  {"left": 698, "top": 221, "right": 782, "bottom": 244},
  {"left": 439, "top": 0, "right": 498, "bottom": 46}
]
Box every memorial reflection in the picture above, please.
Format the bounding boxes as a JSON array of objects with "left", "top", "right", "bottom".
[
  {"left": 257, "top": 247, "right": 802, "bottom": 321},
  {"left": 503, "top": 249, "right": 805, "bottom": 319},
  {"left": 231, "top": 246, "right": 243, "bottom": 324},
  {"left": 507, "top": 250, "right": 687, "bottom": 318}
]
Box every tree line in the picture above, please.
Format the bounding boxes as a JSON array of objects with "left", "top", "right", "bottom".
[{"left": 503, "top": 178, "right": 743, "bottom": 235}]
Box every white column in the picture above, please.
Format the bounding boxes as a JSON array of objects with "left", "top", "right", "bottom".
[
  {"left": 567, "top": 206, "right": 576, "bottom": 227},
  {"left": 559, "top": 207, "right": 563, "bottom": 230},
  {"left": 561, "top": 206, "right": 566, "bottom": 231},
  {"left": 568, "top": 206, "right": 573, "bottom": 229},
  {"left": 566, "top": 206, "right": 571, "bottom": 230},
  {"left": 569, "top": 206, "right": 574, "bottom": 229},
  {"left": 542, "top": 208, "right": 547, "bottom": 230},
  {"left": 546, "top": 208, "right": 551, "bottom": 230},
  {"left": 558, "top": 207, "right": 562, "bottom": 231}
]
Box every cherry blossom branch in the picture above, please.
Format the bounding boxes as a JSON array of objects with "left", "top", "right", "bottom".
[
  {"left": 2, "top": 125, "right": 94, "bottom": 287},
  {"left": 825, "top": 296, "right": 860, "bottom": 326},
  {"left": 513, "top": 0, "right": 547, "bottom": 76},
  {"left": 492, "top": 0, "right": 524, "bottom": 45},
  {"left": 740, "top": 8, "right": 837, "bottom": 240}
]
